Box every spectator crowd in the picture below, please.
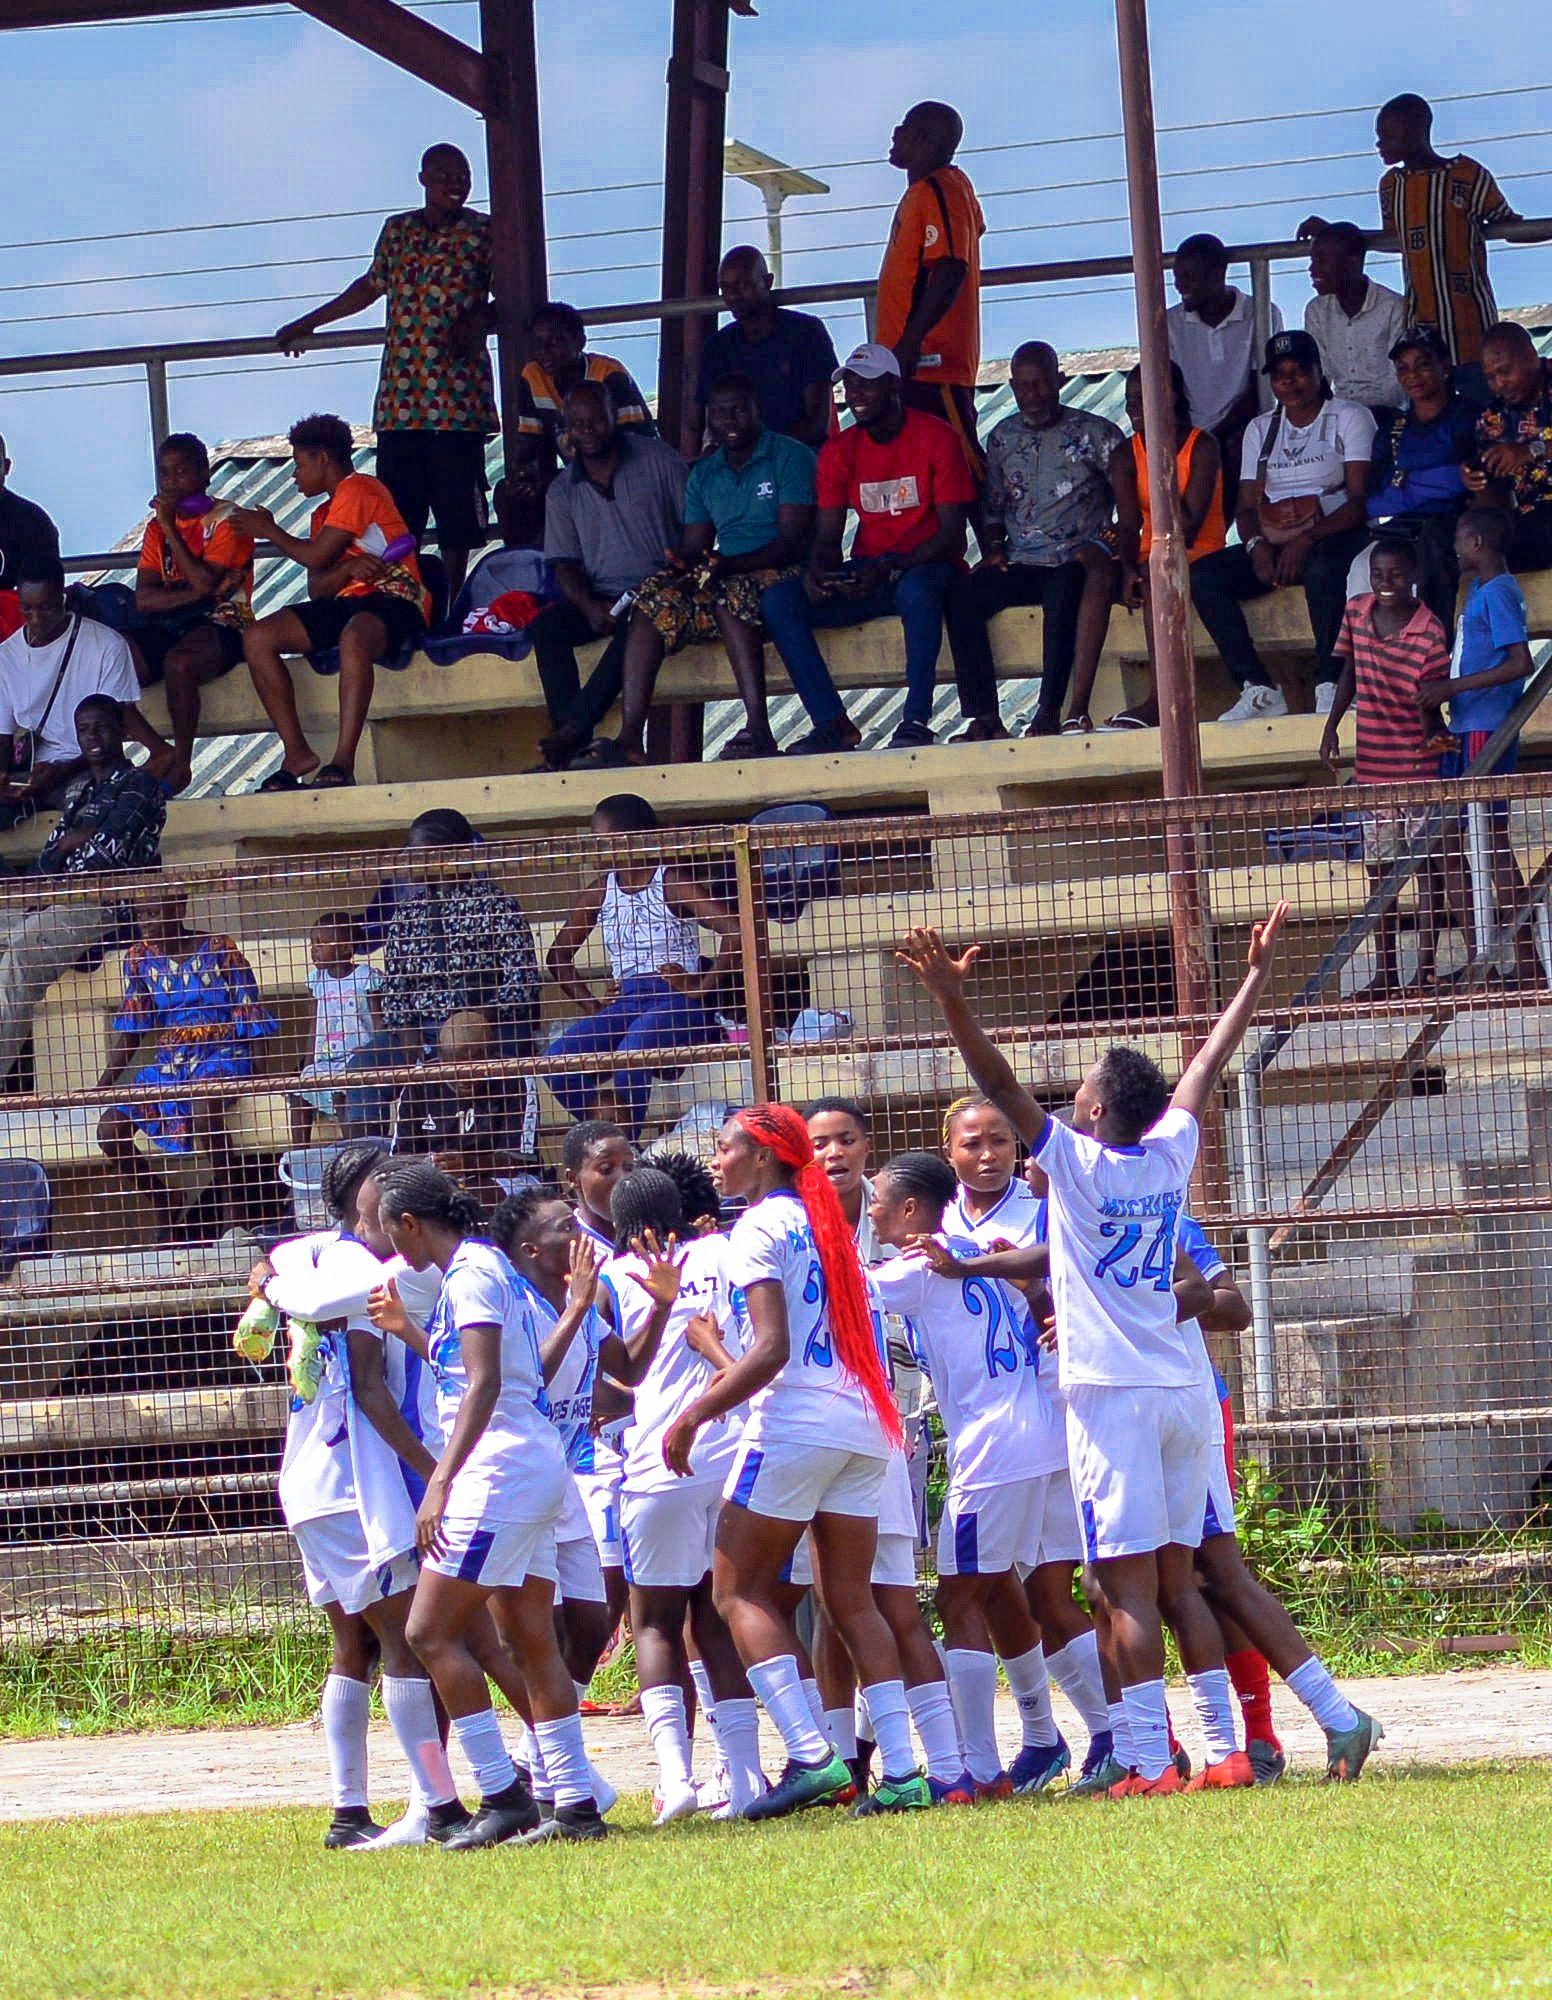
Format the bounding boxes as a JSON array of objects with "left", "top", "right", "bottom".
[{"left": 0, "top": 90, "right": 1541, "bottom": 808}]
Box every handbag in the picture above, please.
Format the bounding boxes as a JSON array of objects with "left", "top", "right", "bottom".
[
  {"left": 9, "top": 615, "right": 83, "bottom": 782},
  {"left": 1253, "top": 407, "right": 1325, "bottom": 547}
]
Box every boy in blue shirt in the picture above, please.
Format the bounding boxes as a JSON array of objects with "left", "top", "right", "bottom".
[{"left": 1419, "top": 505, "right": 1537, "bottom": 982}]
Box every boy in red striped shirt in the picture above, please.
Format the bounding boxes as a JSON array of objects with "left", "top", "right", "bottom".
[{"left": 1321, "top": 537, "right": 1450, "bottom": 992}]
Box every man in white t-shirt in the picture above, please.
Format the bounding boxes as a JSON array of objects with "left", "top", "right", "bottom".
[
  {"left": 1190, "top": 330, "right": 1376, "bottom": 725},
  {"left": 1166, "top": 232, "right": 1283, "bottom": 498},
  {"left": 896, "top": 902, "right": 1378, "bottom": 1795},
  {"left": 1303, "top": 222, "right": 1407, "bottom": 415},
  {"left": 0, "top": 563, "right": 168, "bottom": 826}
]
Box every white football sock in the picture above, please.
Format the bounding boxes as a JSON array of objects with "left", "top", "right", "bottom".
[
  {"left": 1188, "top": 1669, "right": 1241, "bottom": 1763},
  {"left": 1046, "top": 1631, "right": 1111, "bottom": 1738},
  {"left": 687, "top": 1657, "right": 715, "bottom": 1731},
  {"left": 825, "top": 1705, "right": 858, "bottom": 1760},
  {"left": 1120, "top": 1680, "right": 1171, "bottom": 1782},
  {"left": 746, "top": 1655, "right": 830, "bottom": 1764},
  {"left": 801, "top": 1675, "right": 828, "bottom": 1739},
  {"left": 1002, "top": 1644, "right": 1059, "bottom": 1749},
  {"left": 519, "top": 1720, "right": 553, "bottom": 1801},
  {"left": 905, "top": 1679, "right": 963, "bottom": 1782},
  {"left": 320, "top": 1674, "right": 371, "bottom": 1810},
  {"left": 451, "top": 1708, "right": 517, "bottom": 1801},
  {"left": 712, "top": 1695, "right": 766, "bottom": 1811},
  {"left": 380, "top": 1674, "right": 457, "bottom": 1808},
  {"left": 1286, "top": 1656, "right": 1362, "bottom": 1734},
  {"left": 1107, "top": 1697, "right": 1135, "bottom": 1769},
  {"left": 640, "top": 1683, "right": 696, "bottom": 1791},
  {"left": 945, "top": 1647, "right": 1002, "bottom": 1784},
  {"left": 853, "top": 1686, "right": 874, "bottom": 1745},
  {"left": 534, "top": 1713, "right": 593, "bottom": 1808},
  {"left": 860, "top": 1680, "right": 915, "bottom": 1783}
]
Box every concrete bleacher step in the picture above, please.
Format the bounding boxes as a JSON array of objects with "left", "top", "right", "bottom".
[{"left": 0, "top": 1382, "right": 285, "bottom": 1455}]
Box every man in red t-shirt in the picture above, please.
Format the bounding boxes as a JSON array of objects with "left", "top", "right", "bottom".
[
  {"left": 230, "top": 413, "right": 432, "bottom": 791},
  {"left": 757, "top": 343, "right": 974, "bottom": 752}
]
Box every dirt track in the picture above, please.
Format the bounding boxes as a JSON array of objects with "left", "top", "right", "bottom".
[{"left": 3, "top": 1668, "right": 1549, "bottom": 1824}]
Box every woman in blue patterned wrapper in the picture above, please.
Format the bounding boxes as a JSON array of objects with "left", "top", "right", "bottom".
[{"left": 95, "top": 885, "right": 277, "bottom": 1237}]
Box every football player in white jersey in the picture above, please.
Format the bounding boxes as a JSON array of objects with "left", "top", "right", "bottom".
[
  {"left": 898, "top": 906, "right": 1377, "bottom": 1793},
  {"left": 939, "top": 1097, "right": 1117, "bottom": 1789},
  {"left": 802, "top": 1098, "right": 949, "bottom": 1796},
  {"left": 869, "top": 1150, "right": 1076, "bottom": 1800},
  {"left": 559, "top": 1119, "right": 636, "bottom": 1623},
  {"left": 375, "top": 1161, "right": 605, "bottom": 1847},
  {"left": 598, "top": 1164, "right": 769, "bottom": 1823},
  {"left": 662, "top": 1104, "right": 930, "bottom": 1819},
  {"left": 252, "top": 1142, "right": 447, "bottom": 1849}
]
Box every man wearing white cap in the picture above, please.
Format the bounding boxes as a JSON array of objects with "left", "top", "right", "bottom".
[{"left": 756, "top": 345, "right": 976, "bottom": 754}]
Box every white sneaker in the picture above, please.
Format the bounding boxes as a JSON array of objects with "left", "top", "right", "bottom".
[
  {"left": 653, "top": 1780, "right": 701, "bottom": 1826},
  {"left": 695, "top": 1766, "right": 732, "bottom": 1812},
  {"left": 362, "top": 1807, "right": 430, "bottom": 1849},
  {"left": 1313, "top": 681, "right": 1337, "bottom": 715},
  {"left": 1216, "top": 684, "right": 1290, "bottom": 724}
]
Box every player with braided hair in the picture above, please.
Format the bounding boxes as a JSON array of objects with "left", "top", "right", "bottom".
[
  {"left": 662, "top": 1105, "right": 930, "bottom": 1820},
  {"left": 375, "top": 1161, "right": 604, "bottom": 1847}
]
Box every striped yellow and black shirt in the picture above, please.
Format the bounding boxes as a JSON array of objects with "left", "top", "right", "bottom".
[{"left": 1380, "top": 154, "right": 1513, "bottom": 367}]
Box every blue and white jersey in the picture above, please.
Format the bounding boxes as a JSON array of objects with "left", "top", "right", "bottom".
[
  {"left": 427, "top": 1238, "right": 568, "bottom": 1521},
  {"left": 605, "top": 1233, "right": 742, "bottom": 1495},
  {"left": 344, "top": 1252, "right": 444, "bottom": 1567},
  {"left": 1034, "top": 1107, "right": 1199, "bottom": 1391},
  {"left": 726, "top": 1189, "right": 890, "bottom": 1456},
  {"left": 1176, "top": 1212, "right": 1230, "bottom": 1406},
  {"left": 871, "top": 1241, "right": 1067, "bottom": 1489},
  {"left": 271, "top": 1229, "right": 357, "bottom": 1531},
  {"left": 521, "top": 1277, "right": 608, "bottom": 1474},
  {"left": 947, "top": 1174, "right": 1045, "bottom": 1252}
]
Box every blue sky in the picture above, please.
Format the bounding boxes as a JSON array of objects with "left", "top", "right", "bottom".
[{"left": 3, "top": 0, "right": 1550, "bottom": 553}]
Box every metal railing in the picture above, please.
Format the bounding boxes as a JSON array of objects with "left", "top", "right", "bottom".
[{"left": 10, "top": 216, "right": 1550, "bottom": 568}]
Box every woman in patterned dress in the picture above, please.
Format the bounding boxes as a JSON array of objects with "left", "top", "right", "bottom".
[{"left": 95, "top": 886, "right": 277, "bottom": 1237}]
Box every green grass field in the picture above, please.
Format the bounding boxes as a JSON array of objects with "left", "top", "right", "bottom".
[{"left": 7, "top": 1768, "right": 1552, "bottom": 2000}]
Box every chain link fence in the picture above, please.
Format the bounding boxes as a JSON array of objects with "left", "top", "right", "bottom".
[{"left": 4, "top": 775, "right": 1552, "bottom": 1659}]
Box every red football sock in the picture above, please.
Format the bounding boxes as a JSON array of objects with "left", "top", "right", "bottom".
[{"left": 1226, "top": 1647, "right": 1282, "bottom": 1751}]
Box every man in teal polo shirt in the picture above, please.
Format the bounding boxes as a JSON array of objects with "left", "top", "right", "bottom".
[{"left": 566, "top": 376, "right": 816, "bottom": 766}]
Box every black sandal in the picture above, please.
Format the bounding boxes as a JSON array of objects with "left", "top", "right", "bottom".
[
  {"left": 256, "top": 768, "right": 304, "bottom": 794},
  {"left": 567, "top": 738, "right": 638, "bottom": 771},
  {"left": 309, "top": 763, "right": 355, "bottom": 789},
  {"left": 717, "top": 726, "right": 780, "bottom": 761}
]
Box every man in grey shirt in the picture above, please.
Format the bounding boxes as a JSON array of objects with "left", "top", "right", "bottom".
[{"left": 531, "top": 380, "right": 688, "bottom": 770}]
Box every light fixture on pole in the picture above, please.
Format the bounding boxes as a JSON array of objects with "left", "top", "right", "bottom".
[{"left": 724, "top": 140, "right": 829, "bottom": 288}]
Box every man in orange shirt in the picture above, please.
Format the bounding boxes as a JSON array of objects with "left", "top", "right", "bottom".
[
  {"left": 876, "top": 102, "right": 986, "bottom": 478},
  {"left": 230, "top": 414, "right": 431, "bottom": 792}
]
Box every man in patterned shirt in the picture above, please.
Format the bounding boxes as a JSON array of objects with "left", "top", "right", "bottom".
[
  {"left": 0, "top": 694, "right": 165, "bottom": 1086},
  {"left": 942, "top": 341, "right": 1122, "bottom": 739},
  {"left": 276, "top": 144, "right": 494, "bottom": 598},
  {"left": 1468, "top": 322, "right": 1552, "bottom": 572},
  {"left": 1300, "top": 95, "right": 1547, "bottom": 375}
]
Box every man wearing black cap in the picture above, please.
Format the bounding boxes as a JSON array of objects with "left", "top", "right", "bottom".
[
  {"left": 1190, "top": 330, "right": 1375, "bottom": 721},
  {"left": 1364, "top": 326, "right": 1479, "bottom": 632}
]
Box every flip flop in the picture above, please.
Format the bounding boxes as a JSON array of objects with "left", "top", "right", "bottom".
[
  {"left": 1098, "top": 709, "right": 1155, "bottom": 732},
  {"left": 309, "top": 763, "right": 355, "bottom": 789},
  {"left": 256, "top": 768, "right": 305, "bottom": 794},
  {"left": 1059, "top": 713, "right": 1094, "bottom": 736},
  {"left": 717, "top": 726, "right": 780, "bottom": 761},
  {"left": 567, "top": 737, "right": 639, "bottom": 771}
]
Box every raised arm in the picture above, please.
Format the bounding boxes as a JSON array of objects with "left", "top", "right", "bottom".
[
  {"left": 1170, "top": 901, "right": 1288, "bottom": 1123},
  {"left": 345, "top": 1325, "right": 438, "bottom": 1483},
  {"left": 597, "top": 1232, "right": 685, "bottom": 1385},
  {"left": 895, "top": 927, "right": 1049, "bottom": 1176},
  {"left": 661, "top": 1276, "right": 789, "bottom": 1474}
]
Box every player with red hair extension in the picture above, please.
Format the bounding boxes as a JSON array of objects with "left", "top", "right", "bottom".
[{"left": 662, "top": 1105, "right": 929, "bottom": 1820}]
